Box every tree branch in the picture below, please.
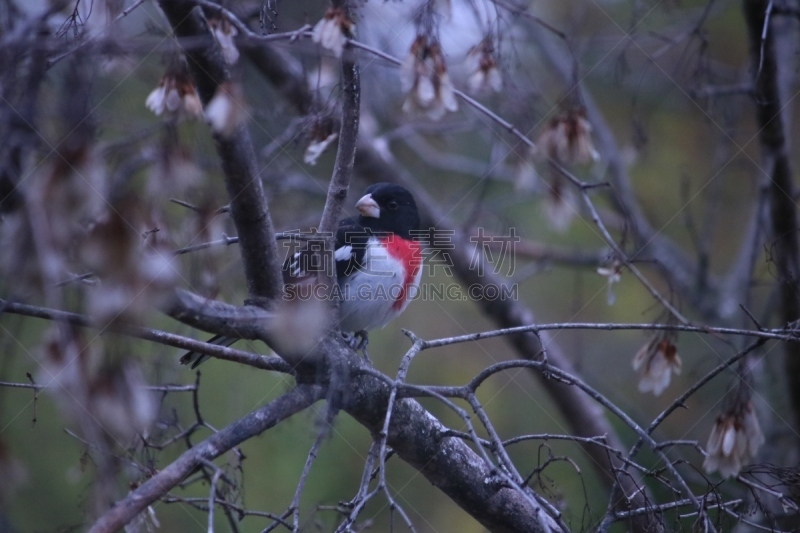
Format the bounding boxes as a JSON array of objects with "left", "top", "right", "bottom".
[
  {"left": 318, "top": 42, "right": 360, "bottom": 296},
  {"left": 0, "top": 297, "right": 289, "bottom": 371},
  {"left": 743, "top": 0, "right": 800, "bottom": 433},
  {"left": 87, "top": 384, "right": 326, "bottom": 533},
  {"left": 318, "top": 40, "right": 359, "bottom": 236},
  {"left": 158, "top": 0, "right": 283, "bottom": 303},
  {"left": 344, "top": 372, "right": 558, "bottom": 533}
]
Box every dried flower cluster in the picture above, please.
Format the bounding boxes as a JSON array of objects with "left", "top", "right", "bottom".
[
  {"left": 401, "top": 35, "right": 458, "bottom": 121},
  {"left": 145, "top": 67, "right": 203, "bottom": 119},
  {"left": 304, "top": 117, "right": 338, "bottom": 165},
  {"left": 513, "top": 148, "right": 539, "bottom": 193},
  {"left": 205, "top": 81, "right": 247, "bottom": 137},
  {"left": 465, "top": 38, "right": 502, "bottom": 94},
  {"left": 0, "top": 141, "right": 107, "bottom": 294},
  {"left": 40, "top": 326, "right": 157, "bottom": 442},
  {"left": 537, "top": 108, "right": 599, "bottom": 166},
  {"left": 543, "top": 176, "right": 577, "bottom": 232},
  {"left": 208, "top": 16, "right": 239, "bottom": 65},
  {"left": 596, "top": 259, "right": 623, "bottom": 305},
  {"left": 81, "top": 205, "right": 178, "bottom": 326},
  {"left": 704, "top": 400, "right": 765, "bottom": 478},
  {"left": 632, "top": 332, "right": 681, "bottom": 396},
  {"left": 147, "top": 143, "right": 203, "bottom": 198},
  {"left": 312, "top": 7, "right": 354, "bottom": 58}
]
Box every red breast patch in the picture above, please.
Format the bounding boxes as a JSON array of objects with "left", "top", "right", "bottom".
[{"left": 379, "top": 236, "right": 422, "bottom": 309}]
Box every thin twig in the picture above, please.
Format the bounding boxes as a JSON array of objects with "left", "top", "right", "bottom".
[
  {"left": 207, "top": 468, "right": 222, "bottom": 533},
  {"left": 88, "top": 384, "right": 326, "bottom": 533},
  {"left": 0, "top": 380, "right": 197, "bottom": 392},
  {"left": 290, "top": 408, "right": 336, "bottom": 532},
  {"left": 162, "top": 496, "right": 291, "bottom": 525},
  {"left": 0, "top": 298, "right": 290, "bottom": 372}
]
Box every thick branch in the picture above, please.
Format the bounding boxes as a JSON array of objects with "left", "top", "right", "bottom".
[
  {"left": 158, "top": 1, "right": 283, "bottom": 302},
  {"left": 165, "top": 288, "right": 274, "bottom": 340},
  {"left": 87, "top": 384, "right": 325, "bottom": 533},
  {"left": 743, "top": 0, "right": 800, "bottom": 433},
  {"left": 345, "top": 373, "right": 555, "bottom": 533}
]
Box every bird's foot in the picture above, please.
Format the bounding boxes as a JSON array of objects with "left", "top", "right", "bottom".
[
  {"left": 353, "top": 330, "right": 369, "bottom": 352},
  {"left": 342, "top": 330, "right": 371, "bottom": 362}
]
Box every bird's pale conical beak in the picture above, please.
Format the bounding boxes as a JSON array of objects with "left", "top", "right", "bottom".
[{"left": 356, "top": 194, "right": 380, "bottom": 218}]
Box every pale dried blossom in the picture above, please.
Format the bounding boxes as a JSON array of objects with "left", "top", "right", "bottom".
[
  {"left": 125, "top": 505, "right": 160, "bottom": 533},
  {"left": 81, "top": 205, "right": 179, "bottom": 326},
  {"left": 181, "top": 199, "right": 229, "bottom": 298},
  {"left": 265, "top": 296, "right": 330, "bottom": 364},
  {"left": 91, "top": 362, "right": 157, "bottom": 440},
  {"left": 537, "top": 108, "right": 599, "bottom": 166},
  {"left": 514, "top": 158, "right": 538, "bottom": 192},
  {"left": 596, "top": 259, "right": 623, "bottom": 305},
  {"left": 205, "top": 81, "right": 246, "bottom": 136},
  {"left": 304, "top": 117, "right": 338, "bottom": 165},
  {"left": 704, "top": 400, "right": 764, "bottom": 478},
  {"left": 508, "top": 143, "right": 539, "bottom": 193},
  {"left": 38, "top": 326, "right": 156, "bottom": 442},
  {"left": 146, "top": 143, "right": 203, "bottom": 198},
  {"left": 1, "top": 141, "right": 107, "bottom": 293},
  {"left": 543, "top": 176, "right": 577, "bottom": 232},
  {"left": 145, "top": 67, "right": 203, "bottom": 119},
  {"left": 632, "top": 332, "right": 681, "bottom": 396},
  {"left": 401, "top": 35, "right": 458, "bottom": 120},
  {"left": 465, "top": 38, "right": 502, "bottom": 94},
  {"left": 307, "top": 57, "right": 339, "bottom": 91},
  {"left": 312, "top": 7, "right": 354, "bottom": 58},
  {"left": 208, "top": 16, "right": 239, "bottom": 64}
]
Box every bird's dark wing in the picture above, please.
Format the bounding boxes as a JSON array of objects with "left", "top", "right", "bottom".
[
  {"left": 179, "top": 334, "right": 238, "bottom": 369},
  {"left": 335, "top": 216, "right": 373, "bottom": 279}
]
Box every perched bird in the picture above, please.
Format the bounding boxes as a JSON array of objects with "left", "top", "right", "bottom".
[{"left": 180, "top": 183, "right": 422, "bottom": 368}]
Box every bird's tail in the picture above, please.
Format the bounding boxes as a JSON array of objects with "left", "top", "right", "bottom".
[{"left": 179, "top": 335, "right": 238, "bottom": 369}]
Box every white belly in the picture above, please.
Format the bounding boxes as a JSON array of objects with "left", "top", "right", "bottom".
[{"left": 338, "top": 238, "right": 421, "bottom": 332}]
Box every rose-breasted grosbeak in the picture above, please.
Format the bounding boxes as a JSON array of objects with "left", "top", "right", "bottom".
[{"left": 181, "top": 183, "right": 422, "bottom": 368}]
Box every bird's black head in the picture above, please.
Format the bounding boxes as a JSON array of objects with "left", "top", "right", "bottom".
[{"left": 355, "top": 183, "right": 420, "bottom": 239}]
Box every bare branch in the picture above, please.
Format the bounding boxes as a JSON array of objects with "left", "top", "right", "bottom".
[
  {"left": 0, "top": 381, "right": 198, "bottom": 393},
  {"left": 291, "top": 408, "right": 335, "bottom": 531},
  {"left": 158, "top": 0, "right": 283, "bottom": 303},
  {"left": 528, "top": 19, "right": 726, "bottom": 319},
  {"left": 318, "top": 53, "right": 359, "bottom": 236},
  {"left": 393, "top": 357, "right": 716, "bottom": 529},
  {"left": 344, "top": 371, "right": 558, "bottom": 533},
  {"left": 87, "top": 384, "right": 326, "bottom": 533},
  {"left": 318, "top": 38, "right": 360, "bottom": 300},
  {"left": 598, "top": 339, "right": 768, "bottom": 531},
  {"left": 0, "top": 297, "right": 289, "bottom": 372},
  {"left": 743, "top": 0, "right": 800, "bottom": 432}
]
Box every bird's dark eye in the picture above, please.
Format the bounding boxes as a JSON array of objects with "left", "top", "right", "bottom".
[{"left": 387, "top": 200, "right": 398, "bottom": 210}]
